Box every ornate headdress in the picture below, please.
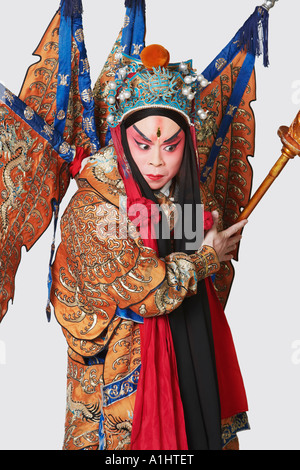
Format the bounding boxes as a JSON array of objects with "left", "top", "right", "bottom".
[{"left": 105, "top": 44, "right": 210, "bottom": 128}]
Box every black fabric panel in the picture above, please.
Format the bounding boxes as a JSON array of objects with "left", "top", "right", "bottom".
[{"left": 121, "top": 109, "right": 222, "bottom": 450}]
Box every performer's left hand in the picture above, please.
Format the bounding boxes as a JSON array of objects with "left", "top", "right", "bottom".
[{"left": 202, "top": 211, "right": 248, "bottom": 262}]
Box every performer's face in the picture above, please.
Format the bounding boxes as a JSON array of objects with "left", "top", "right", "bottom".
[{"left": 126, "top": 115, "right": 185, "bottom": 190}]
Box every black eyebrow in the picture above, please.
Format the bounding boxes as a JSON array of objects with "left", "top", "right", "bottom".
[
  {"left": 133, "top": 125, "right": 152, "bottom": 143},
  {"left": 163, "top": 128, "right": 182, "bottom": 144},
  {"left": 133, "top": 125, "right": 182, "bottom": 144}
]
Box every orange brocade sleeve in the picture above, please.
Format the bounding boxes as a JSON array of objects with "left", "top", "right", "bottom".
[{"left": 50, "top": 190, "right": 220, "bottom": 357}]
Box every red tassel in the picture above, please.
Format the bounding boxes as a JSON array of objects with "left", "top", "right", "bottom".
[
  {"left": 204, "top": 211, "right": 214, "bottom": 231},
  {"left": 69, "top": 147, "right": 88, "bottom": 177}
]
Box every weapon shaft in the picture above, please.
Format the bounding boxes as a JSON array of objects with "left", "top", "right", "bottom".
[{"left": 237, "top": 112, "right": 300, "bottom": 222}]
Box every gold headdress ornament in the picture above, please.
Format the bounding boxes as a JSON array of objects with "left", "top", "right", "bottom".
[{"left": 105, "top": 44, "right": 211, "bottom": 128}]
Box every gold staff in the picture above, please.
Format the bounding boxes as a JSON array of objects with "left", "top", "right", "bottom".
[{"left": 237, "top": 111, "right": 300, "bottom": 222}]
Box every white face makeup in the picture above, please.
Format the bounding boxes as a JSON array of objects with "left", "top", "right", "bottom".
[{"left": 126, "top": 115, "right": 185, "bottom": 190}]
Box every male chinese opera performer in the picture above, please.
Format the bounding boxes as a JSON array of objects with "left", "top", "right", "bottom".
[
  {"left": 49, "top": 44, "right": 250, "bottom": 451},
  {"left": 0, "top": 0, "right": 274, "bottom": 451}
]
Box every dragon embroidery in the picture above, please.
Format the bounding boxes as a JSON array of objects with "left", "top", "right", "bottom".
[
  {"left": 66, "top": 382, "right": 101, "bottom": 424},
  {"left": 105, "top": 413, "right": 132, "bottom": 450},
  {"left": 0, "top": 123, "right": 36, "bottom": 231}
]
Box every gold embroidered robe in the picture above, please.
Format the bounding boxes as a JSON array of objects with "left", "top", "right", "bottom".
[{"left": 50, "top": 145, "right": 222, "bottom": 450}]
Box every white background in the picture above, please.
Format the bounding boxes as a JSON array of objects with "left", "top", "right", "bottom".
[{"left": 0, "top": 0, "right": 299, "bottom": 450}]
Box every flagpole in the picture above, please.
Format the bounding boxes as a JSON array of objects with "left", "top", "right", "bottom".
[
  {"left": 237, "top": 111, "right": 300, "bottom": 222},
  {"left": 261, "top": 0, "right": 279, "bottom": 11}
]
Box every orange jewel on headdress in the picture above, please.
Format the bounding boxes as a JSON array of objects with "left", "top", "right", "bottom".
[{"left": 140, "top": 44, "right": 170, "bottom": 69}]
